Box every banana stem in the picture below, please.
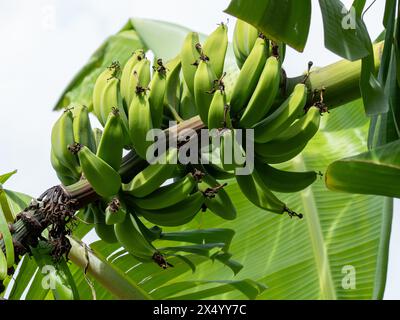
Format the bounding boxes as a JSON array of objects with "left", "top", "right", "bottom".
[{"left": 67, "top": 237, "right": 152, "bottom": 300}]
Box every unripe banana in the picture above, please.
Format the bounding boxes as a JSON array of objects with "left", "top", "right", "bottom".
[
  {"left": 120, "top": 49, "right": 146, "bottom": 107},
  {"left": 72, "top": 144, "right": 121, "bottom": 197},
  {"left": 236, "top": 172, "right": 302, "bottom": 218},
  {"left": 203, "top": 163, "right": 235, "bottom": 180},
  {"left": 92, "top": 128, "right": 103, "bottom": 150},
  {"left": 180, "top": 81, "right": 198, "bottom": 120},
  {"left": 233, "top": 19, "right": 259, "bottom": 69},
  {"left": 194, "top": 58, "right": 217, "bottom": 124},
  {"left": 220, "top": 129, "right": 246, "bottom": 172},
  {"left": 129, "top": 92, "right": 153, "bottom": 159},
  {"left": 105, "top": 197, "right": 126, "bottom": 225},
  {"left": 78, "top": 204, "right": 94, "bottom": 224},
  {"left": 92, "top": 61, "right": 121, "bottom": 126},
  {"left": 239, "top": 56, "right": 281, "bottom": 128},
  {"left": 114, "top": 213, "right": 168, "bottom": 267},
  {"left": 254, "top": 159, "right": 318, "bottom": 193},
  {"left": 51, "top": 109, "right": 81, "bottom": 177},
  {"left": 229, "top": 37, "right": 268, "bottom": 115},
  {"left": 133, "top": 173, "right": 197, "bottom": 210},
  {"left": 92, "top": 203, "right": 118, "bottom": 243},
  {"left": 203, "top": 23, "right": 228, "bottom": 79},
  {"left": 50, "top": 149, "right": 80, "bottom": 186},
  {"left": 96, "top": 108, "right": 124, "bottom": 170},
  {"left": 199, "top": 174, "right": 236, "bottom": 220},
  {"left": 72, "top": 104, "right": 96, "bottom": 153},
  {"left": 208, "top": 89, "right": 231, "bottom": 130},
  {"left": 164, "top": 55, "right": 182, "bottom": 114},
  {"left": 123, "top": 148, "right": 178, "bottom": 198},
  {"left": 255, "top": 106, "right": 321, "bottom": 164},
  {"left": 130, "top": 192, "right": 204, "bottom": 227},
  {"left": 181, "top": 32, "right": 201, "bottom": 95},
  {"left": 253, "top": 83, "right": 308, "bottom": 143},
  {"left": 149, "top": 59, "right": 167, "bottom": 129}
]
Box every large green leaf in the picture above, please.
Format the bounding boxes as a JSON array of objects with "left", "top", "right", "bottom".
[
  {"left": 326, "top": 139, "right": 400, "bottom": 197},
  {"left": 224, "top": 0, "right": 311, "bottom": 52},
  {"left": 318, "top": 0, "right": 371, "bottom": 61}
]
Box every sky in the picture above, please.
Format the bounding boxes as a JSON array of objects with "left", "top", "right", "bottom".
[{"left": 0, "top": 0, "right": 399, "bottom": 299}]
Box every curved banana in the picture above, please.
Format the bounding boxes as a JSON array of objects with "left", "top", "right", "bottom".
[
  {"left": 92, "top": 61, "right": 121, "bottom": 126},
  {"left": 207, "top": 88, "right": 231, "bottom": 130},
  {"left": 133, "top": 173, "right": 197, "bottom": 210},
  {"left": 96, "top": 108, "right": 124, "bottom": 170},
  {"left": 79, "top": 204, "right": 94, "bottom": 224},
  {"left": 129, "top": 92, "right": 153, "bottom": 159},
  {"left": 149, "top": 59, "right": 167, "bottom": 129},
  {"left": 72, "top": 104, "right": 96, "bottom": 153},
  {"left": 229, "top": 37, "right": 268, "bottom": 115},
  {"left": 220, "top": 129, "right": 245, "bottom": 172},
  {"left": 72, "top": 144, "right": 121, "bottom": 197},
  {"left": 254, "top": 159, "right": 318, "bottom": 193},
  {"left": 123, "top": 148, "right": 178, "bottom": 198},
  {"left": 131, "top": 192, "right": 204, "bottom": 227},
  {"left": 114, "top": 213, "right": 168, "bottom": 267},
  {"left": 51, "top": 109, "right": 80, "bottom": 177},
  {"left": 199, "top": 174, "right": 236, "bottom": 220},
  {"left": 179, "top": 81, "right": 198, "bottom": 120},
  {"left": 92, "top": 203, "right": 118, "bottom": 243},
  {"left": 194, "top": 58, "right": 217, "bottom": 124},
  {"left": 181, "top": 32, "right": 201, "bottom": 95},
  {"left": 253, "top": 83, "right": 308, "bottom": 143},
  {"left": 255, "top": 106, "right": 321, "bottom": 164},
  {"left": 236, "top": 172, "right": 302, "bottom": 218},
  {"left": 202, "top": 163, "right": 235, "bottom": 180},
  {"left": 203, "top": 23, "right": 228, "bottom": 78},
  {"left": 105, "top": 197, "right": 126, "bottom": 225},
  {"left": 50, "top": 149, "right": 80, "bottom": 186},
  {"left": 164, "top": 55, "right": 182, "bottom": 115},
  {"left": 120, "top": 49, "right": 146, "bottom": 107},
  {"left": 233, "top": 19, "right": 259, "bottom": 69},
  {"left": 239, "top": 56, "right": 281, "bottom": 128}
]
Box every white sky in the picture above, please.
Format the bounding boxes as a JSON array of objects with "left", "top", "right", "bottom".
[{"left": 0, "top": 0, "right": 398, "bottom": 299}]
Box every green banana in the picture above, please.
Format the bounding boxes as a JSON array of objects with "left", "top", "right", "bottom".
[
  {"left": 72, "top": 144, "right": 121, "bottom": 197},
  {"left": 50, "top": 149, "right": 80, "bottom": 186},
  {"left": 79, "top": 204, "right": 94, "bottom": 224},
  {"left": 0, "top": 249, "right": 7, "bottom": 281},
  {"left": 129, "top": 92, "right": 153, "bottom": 159},
  {"left": 207, "top": 88, "right": 231, "bottom": 130},
  {"left": 105, "top": 197, "right": 126, "bottom": 225},
  {"left": 253, "top": 83, "right": 308, "bottom": 143},
  {"left": 114, "top": 213, "right": 168, "bottom": 267},
  {"left": 120, "top": 49, "right": 146, "bottom": 107},
  {"left": 233, "top": 19, "right": 259, "bottom": 69},
  {"left": 164, "top": 55, "right": 182, "bottom": 116},
  {"left": 133, "top": 173, "right": 197, "bottom": 210},
  {"left": 203, "top": 163, "right": 235, "bottom": 180},
  {"left": 220, "top": 129, "right": 245, "bottom": 172},
  {"left": 179, "top": 81, "right": 198, "bottom": 120},
  {"left": 239, "top": 56, "right": 281, "bottom": 127},
  {"left": 96, "top": 108, "right": 124, "bottom": 170},
  {"left": 255, "top": 106, "right": 321, "bottom": 164},
  {"left": 199, "top": 174, "right": 236, "bottom": 220},
  {"left": 92, "top": 128, "right": 103, "bottom": 150},
  {"left": 181, "top": 32, "right": 201, "bottom": 95},
  {"left": 92, "top": 202, "right": 118, "bottom": 243},
  {"left": 123, "top": 148, "right": 178, "bottom": 198},
  {"left": 149, "top": 59, "right": 167, "bottom": 128},
  {"left": 51, "top": 109, "right": 80, "bottom": 176},
  {"left": 229, "top": 37, "right": 268, "bottom": 115},
  {"left": 92, "top": 61, "right": 121, "bottom": 126},
  {"left": 236, "top": 172, "right": 302, "bottom": 218},
  {"left": 194, "top": 58, "right": 217, "bottom": 124},
  {"left": 131, "top": 192, "right": 204, "bottom": 227},
  {"left": 254, "top": 159, "right": 317, "bottom": 193},
  {"left": 72, "top": 104, "right": 96, "bottom": 153},
  {"left": 203, "top": 23, "right": 228, "bottom": 78}
]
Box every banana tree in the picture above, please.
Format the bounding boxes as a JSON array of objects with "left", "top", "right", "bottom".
[{"left": 1, "top": 0, "right": 399, "bottom": 300}]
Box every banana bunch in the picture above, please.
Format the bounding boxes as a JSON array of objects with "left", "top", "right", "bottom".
[{"left": 48, "top": 20, "right": 328, "bottom": 268}]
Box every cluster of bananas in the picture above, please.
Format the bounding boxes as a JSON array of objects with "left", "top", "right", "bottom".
[{"left": 50, "top": 19, "right": 324, "bottom": 267}]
